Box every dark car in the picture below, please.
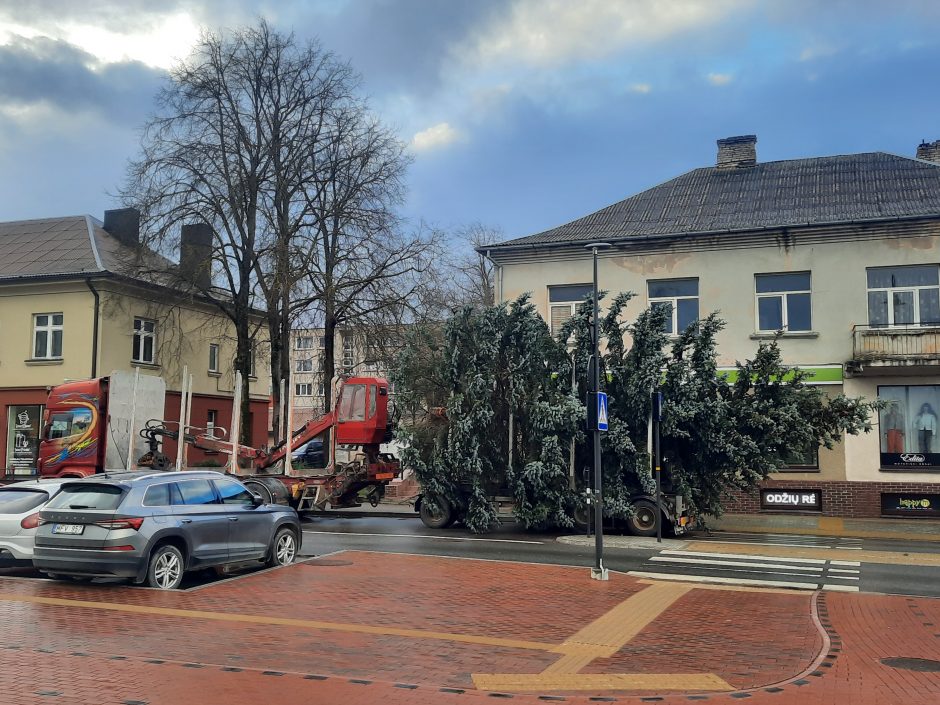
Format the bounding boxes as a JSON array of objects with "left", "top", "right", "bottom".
[
  {"left": 33, "top": 471, "right": 301, "bottom": 590},
  {"left": 291, "top": 440, "right": 325, "bottom": 468}
]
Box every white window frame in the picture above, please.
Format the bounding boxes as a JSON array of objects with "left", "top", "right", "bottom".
[
  {"left": 248, "top": 342, "right": 256, "bottom": 377},
  {"left": 342, "top": 336, "right": 355, "bottom": 371},
  {"left": 296, "top": 336, "right": 314, "bottom": 350},
  {"left": 867, "top": 266, "right": 940, "bottom": 328},
  {"left": 32, "top": 313, "right": 63, "bottom": 359},
  {"left": 648, "top": 280, "right": 699, "bottom": 336},
  {"left": 206, "top": 409, "right": 218, "bottom": 437},
  {"left": 754, "top": 273, "right": 812, "bottom": 333},
  {"left": 208, "top": 343, "right": 220, "bottom": 373},
  {"left": 296, "top": 357, "right": 313, "bottom": 373},
  {"left": 132, "top": 317, "right": 157, "bottom": 364},
  {"left": 547, "top": 284, "right": 593, "bottom": 338},
  {"left": 295, "top": 383, "right": 313, "bottom": 396}
]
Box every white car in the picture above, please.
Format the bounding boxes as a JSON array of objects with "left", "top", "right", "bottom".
[{"left": 0, "top": 478, "right": 71, "bottom": 564}]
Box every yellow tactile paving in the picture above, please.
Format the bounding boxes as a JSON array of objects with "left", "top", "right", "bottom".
[
  {"left": 472, "top": 673, "right": 733, "bottom": 692},
  {"left": 548, "top": 582, "right": 692, "bottom": 662},
  {"left": 686, "top": 541, "right": 940, "bottom": 567},
  {"left": 0, "top": 593, "right": 553, "bottom": 652},
  {"left": 636, "top": 578, "right": 806, "bottom": 594}
]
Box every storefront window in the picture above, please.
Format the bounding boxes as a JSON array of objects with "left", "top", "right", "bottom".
[
  {"left": 6, "top": 405, "right": 43, "bottom": 475},
  {"left": 781, "top": 443, "right": 819, "bottom": 470},
  {"left": 879, "top": 385, "right": 940, "bottom": 470}
]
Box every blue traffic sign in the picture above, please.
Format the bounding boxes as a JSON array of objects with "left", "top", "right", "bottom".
[{"left": 597, "top": 392, "right": 608, "bottom": 431}]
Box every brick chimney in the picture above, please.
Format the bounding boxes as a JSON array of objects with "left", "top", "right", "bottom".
[
  {"left": 916, "top": 139, "right": 940, "bottom": 164},
  {"left": 716, "top": 135, "right": 757, "bottom": 169},
  {"left": 179, "top": 223, "right": 213, "bottom": 290},
  {"left": 102, "top": 208, "right": 140, "bottom": 247}
]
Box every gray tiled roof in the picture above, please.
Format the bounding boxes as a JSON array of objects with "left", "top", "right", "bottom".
[
  {"left": 492, "top": 152, "right": 940, "bottom": 249},
  {"left": 0, "top": 215, "right": 159, "bottom": 281}
]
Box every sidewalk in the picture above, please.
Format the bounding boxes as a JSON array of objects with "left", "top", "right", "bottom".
[
  {"left": 710, "top": 512, "right": 940, "bottom": 542},
  {"left": 1, "top": 550, "right": 939, "bottom": 704}
]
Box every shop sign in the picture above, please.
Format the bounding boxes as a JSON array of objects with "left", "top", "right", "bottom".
[
  {"left": 760, "top": 489, "right": 822, "bottom": 510},
  {"left": 881, "top": 493, "right": 940, "bottom": 518},
  {"left": 6, "top": 405, "right": 43, "bottom": 475},
  {"left": 880, "top": 453, "right": 940, "bottom": 471}
]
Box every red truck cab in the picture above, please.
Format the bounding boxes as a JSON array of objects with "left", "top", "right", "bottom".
[{"left": 38, "top": 378, "right": 107, "bottom": 478}]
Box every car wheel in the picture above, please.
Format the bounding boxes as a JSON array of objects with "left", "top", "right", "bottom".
[
  {"left": 147, "top": 545, "right": 185, "bottom": 590},
  {"left": 419, "top": 495, "right": 454, "bottom": 529},
  {"left": 627, "top": 500, "right": 659, "bottom": 537},
  {"left": 267, "top": 527, "right": 298, "bottom": 568}
]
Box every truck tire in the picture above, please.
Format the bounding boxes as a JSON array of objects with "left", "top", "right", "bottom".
[
  {"left": 572, "top": 505, "right": 590, "bottom": 530},
  {"left": 419, "top": 495, "right": 455, "bottom": 529},
  {"left": 627, "top": 500, "right": 659, "bottom": 537}
]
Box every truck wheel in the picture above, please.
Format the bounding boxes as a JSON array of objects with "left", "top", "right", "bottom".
[
  {"left": 146, "top": 545, "right": 185, "bottom": 590},
  {"left": 267, "top": 527, "right": 298, "bottom": 567},
  {"left": 419, "top": 495, "right": 454, "bottom": 529},
  {"left": 627, "top": 500, "right": 659, "bottom": 537},
  {"left": 573, "top": 505, "right": 590, "bottom": 530},
  {"left": 244, "top": 481, "right": 274, "bottom": 505}
]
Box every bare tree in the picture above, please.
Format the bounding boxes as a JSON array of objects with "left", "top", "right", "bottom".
[{"left": 449, "top": 222, "right": 501, "bottom": 308}]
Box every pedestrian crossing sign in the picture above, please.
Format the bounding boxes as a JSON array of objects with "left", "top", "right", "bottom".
[{"left": 597, "top": 392, "right": 608, "bottom": 431}]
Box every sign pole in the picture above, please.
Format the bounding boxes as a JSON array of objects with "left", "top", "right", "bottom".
[
  {"left": 652, "top": 390, "right": 663, "bottom": 543},
  {"left": 586, "top": 241, "right": 611, "bottom": 581}
]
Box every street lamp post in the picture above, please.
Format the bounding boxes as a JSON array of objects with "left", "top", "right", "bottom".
[{"left": 586, "top": 241, "right": 611, "bottom": 581}]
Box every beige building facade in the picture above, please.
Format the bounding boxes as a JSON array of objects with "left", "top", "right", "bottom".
[
  {"left": 486, "top": 136, "right": 940, "bottom": 521},
  {"left": 0, "top": 210, "right": 270, "bottom": 475}
]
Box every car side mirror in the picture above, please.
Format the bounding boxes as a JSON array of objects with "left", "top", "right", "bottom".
[{"left": 250, "top": 492, "right": 264, "bottom": 507}]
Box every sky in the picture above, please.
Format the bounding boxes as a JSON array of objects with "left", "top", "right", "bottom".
[{"left": 1, "top": 0, "right": 940, "bottom": 242}]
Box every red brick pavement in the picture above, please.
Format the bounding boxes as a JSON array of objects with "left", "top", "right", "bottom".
[{"left": 0, "top": 551, "right": 938, "bottom": 704}]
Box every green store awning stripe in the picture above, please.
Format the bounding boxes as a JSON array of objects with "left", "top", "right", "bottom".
[{"left": 717, "top": 365, "right": 843, "bottom": 385}]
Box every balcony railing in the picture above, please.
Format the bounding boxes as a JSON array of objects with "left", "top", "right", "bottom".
[{"left": 852, "top": 324, "right": 940, "bottom": 362}]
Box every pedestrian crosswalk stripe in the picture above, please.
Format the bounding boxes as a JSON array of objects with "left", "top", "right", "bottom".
[
  {"left": 661, "top": 549, "right": 826, "bottom": 564},
  {"left": 650, "top": 556, "right": 822, "bottom": 572},
  {"left": 830, "top": 560, "right": 861, "bottom": 567},
  {"left": 828, "top": 568, "right": 860, "bottom": 574},
  {"left": 822, "top": 584, "right": 859, "bottom": 592},
  {"left": 628, "top": 572, "right": 818, "bottom": 590}
]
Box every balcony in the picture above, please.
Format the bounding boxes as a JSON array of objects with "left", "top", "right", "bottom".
[{"left": 849, "top": 324, "right": 940, "bottom": 375}]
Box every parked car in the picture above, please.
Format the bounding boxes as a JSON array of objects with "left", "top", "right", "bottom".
[
  {"left": 33, "top": 471, "right": 301, "bottom": 590},
  {"left": 0, "top": 478, "right": 71, "bottom": 565},
  {"left": 291, "top": 439, "right": 325, "bottom": 468}
]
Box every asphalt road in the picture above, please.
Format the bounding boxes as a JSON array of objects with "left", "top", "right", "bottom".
[{"left": 299, "top": 514, "right": 940, "bottom": 597}]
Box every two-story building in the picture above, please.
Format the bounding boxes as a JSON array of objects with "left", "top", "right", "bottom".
[
  {"left": 0, "top": 209, "right": 271, "bottom": 475},
  {"left": 484, "top": 135, "right": 940, "bottom": 523}
]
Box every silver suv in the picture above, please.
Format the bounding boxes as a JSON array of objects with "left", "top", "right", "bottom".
[{"left": 33, "top": 471, "right": 301, "bottom": 589}]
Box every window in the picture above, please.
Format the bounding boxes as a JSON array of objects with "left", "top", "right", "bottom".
[
  {"left": 132, "top": 318, "right": 156, "bottom": 364},
  {"left": 45, "top": 484, "right": 125, "bottom": 511},
  {"left": 548, "top": 284, "right": 593, "bottom": 337},
  {"left": 755, "top": 272, "right": 812, "bottom": 332},
  {"left": 176, "top": 479, "right": 218, "bottom": 505},
  {"left": 33, "top": 313, "right": 63, "bottom": 359},
  {"left": 295, "top": 383, "right": 313, "bottom": 396},
  {"left": 206, "top": 410, "right": 218, "bottom": 435},
  {"left": 0, "top": 489, "right": 50, "bottom": 514},
  {"left": 867, "top": 265, "right": 940, "bottom": 327},
  {"left": 368, "top": 384, "right": 377, "bottom": 419},
  {"left": 209, "top": 344, "right": 220, "bottom": 373},
  {"left": 648, "top": 279, "right": 699, "bottom": 335},
  {"left": 248, "top": 343, "right": 256, "bottom": 377},
  {"left": 214, "top": 479, "right": 254, "bottom": 505},
  {"left": 317, "top": 382, "right": 325, "bottom": 396},
  {"left": 781, "top": 443, "right": 819, "bottom": 470},
  {"left": 296, "top": 336, "right": 314, "bottom": 350},
  {"left": 143, "top": 483, "right": 172, "bottom": 507},
  {"left": 342, "top": 336, "right": 355, "bottom": 372},
  {"left": 47, "top": 409, "right": 94, "bottom": 441},
  {"left": 339, "top": 383, "right": 367, "bottom": 421},
  {"left": 296, "top": 357, "right": 313, "bottom": 372},
  {"left": 879, "top": 385, "right": 940, "bottom": 469}
]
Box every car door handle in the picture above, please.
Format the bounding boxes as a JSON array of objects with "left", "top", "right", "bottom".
[
  {"left": 228, "top": 517, "right": 238, "bottom": 522},
  {"left": 180, "top": 519, "right": 193, "bottom": 524}
]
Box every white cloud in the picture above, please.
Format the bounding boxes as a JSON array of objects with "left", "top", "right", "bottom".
[
  {"left": 0, "top": 10, "right": 201, "bottom": 69},
  {"left": 799, "top": 44, "right": 837, "bottom": 62},
  {"left": 629, "top": 83, "right": 652, "bottom": 93},
  {"left": 707, "top": 72, "right": 733, "bottom": 86},
  {"left": 458, "top": 0, "right": 750, "bottom": 68},
  {"left": 412, "top": 122, "right": 463, "bottom": 152}
]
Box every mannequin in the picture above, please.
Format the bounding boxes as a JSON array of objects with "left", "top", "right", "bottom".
[
  {"left": 916, "top": 402, "right": 938, "bottom": 454},
  {"left": 884, "top": 403, "right": 905, "bottom": 454}
]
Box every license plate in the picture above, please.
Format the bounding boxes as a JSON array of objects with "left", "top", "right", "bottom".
[{"left": 52, "top": 524, "right": 84, "bottom": 535}]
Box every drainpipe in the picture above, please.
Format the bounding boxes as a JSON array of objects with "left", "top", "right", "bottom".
[{"left": 85, "top": 279, "right": 100, "bottom": 378}]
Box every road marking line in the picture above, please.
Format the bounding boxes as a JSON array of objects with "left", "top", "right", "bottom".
[
  {"left": 685, "top": 541, "right": 940, "bottom": 567},
  {"left": 648, "top": 565, "right": 825, "bottom": 580},
  {"left": 0, "top": 593, "right": 553, "bottom": 652},
  {"left": 822, "top": 584, "right": 859, "bottom": 592},
  {"left": 472, "top": 673, "right": 732, "bottom": 692},
  {"left": 830, "top": 560, "right": 861, "bottom": 567},
  {"left": 695, "top": 539, "right": 836, "bottom": 549},
  {"left": 662, "top": 549, "right": 825, "bottom": 564},
  {"left": 628, "top": 571, "right": 817, "bottom": 590},
  {"left": 651, "top": 556, "right": 823, "bottom": 572},
  {"left": 303, "top": 530, "right": 543, "bottom": 545},
  {"left": 827, "top": 568, "right": 860, "bottom": 574},
  {"left": 824, "top": 575, "right": 859, "bottom": 581}
]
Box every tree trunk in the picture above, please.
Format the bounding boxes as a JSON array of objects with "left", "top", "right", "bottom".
[{"left": 268, "top": 316, "right": 284, "bottom": 444}]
